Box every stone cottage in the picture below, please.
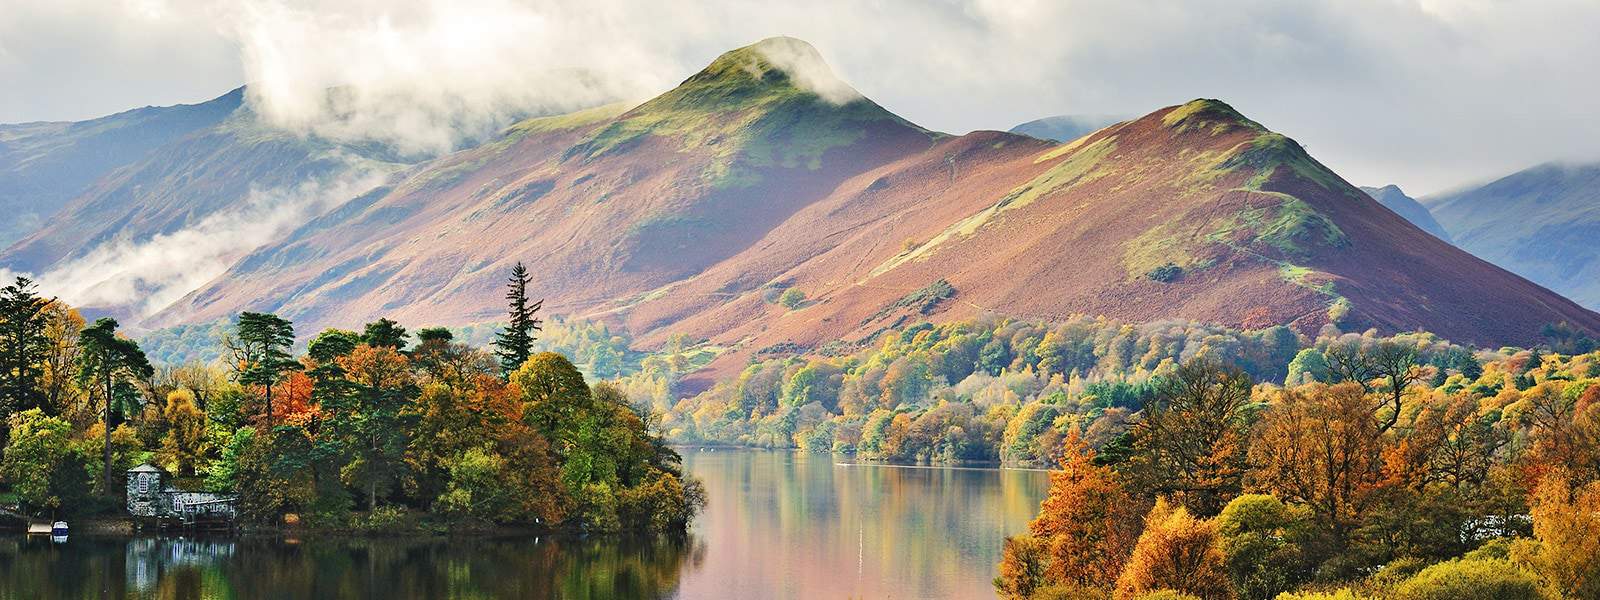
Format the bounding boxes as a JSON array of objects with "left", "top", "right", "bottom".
[{"left": 126, "top": 464, "right": 238, "bottom": 524}]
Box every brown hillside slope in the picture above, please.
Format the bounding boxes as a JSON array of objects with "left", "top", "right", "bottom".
[
  {"left": 618, "top": 100, "right": 1600, "bottom": 383},
  {"left": 158, "top": 40, "right": 1599, "bottom": 373},
  {"left": 154, "top": 37, "right": 939, "bottom": 330}
]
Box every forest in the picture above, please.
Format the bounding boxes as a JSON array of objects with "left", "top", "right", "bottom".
[{"left": 0, "top": 269, "right": 703, "bottom": 534}]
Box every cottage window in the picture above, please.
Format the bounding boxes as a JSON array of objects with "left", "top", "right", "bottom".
[{"left": 138, "top": 477, "right": 150, "bottom": 496}]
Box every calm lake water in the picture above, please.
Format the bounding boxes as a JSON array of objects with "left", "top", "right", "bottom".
[{"left": 0, "top": 450, "right": 1050, "bottom": 599}]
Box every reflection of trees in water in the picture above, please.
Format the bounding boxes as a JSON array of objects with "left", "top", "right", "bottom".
[{"left": 0, "top": 534, "right": 701, "bottom": 599}]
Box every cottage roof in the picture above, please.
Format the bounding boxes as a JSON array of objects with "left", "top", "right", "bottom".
[{"left": 128, "top": 463, "right": 165, "bottom": 474}]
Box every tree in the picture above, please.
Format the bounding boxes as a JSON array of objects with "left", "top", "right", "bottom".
[
  {"left": 158, "top": 389, "right": 208, "bottom": 476},
  {"left": 494, "top": 262, "right": 543, "bottom": 374},
  {"left": 998, "top": 430, "right": 1145, "bottom": 596},
  {"left": 1248, "top": 383, "right": 1383, "bottom": 553},
  {"left": 1513, "top": 472, "right": 1600, "bottom": 598},
  {"left": 231, "top": 312, "right": 300, "bottom": 423},
  {"left": 361, "top": 318, "right": 410, "bottom": 350},
  {"left": 76, "top": 317, "right": 153, "bottom": 493},
  {"left": 778, "top": 287, "right": 806, "bottom": 310},
  {"left": 1216, "top": 494, "right": 1313, "bottom": 600},
  {"left": 39, "top": 300, "right": 84, "bottom": 417},
  {"left": 0, "top": 276, "right": 52, "bottom": 430},
  {"left": 1114, "top": 499, "right": 1234, "bottom": 600},
  {"left": 335, "top": 344, "right": 417, "bottom": 509},
  {"left": 0, "top": 408, "right": 72, "bottom": 513},
  {"left": 1126, "top": 358, "right": 1254, "bottom": 516}
]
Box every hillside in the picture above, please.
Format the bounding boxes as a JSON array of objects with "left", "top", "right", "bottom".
[
  {"left": 1359, "top": 184, "right": 1451, "bottom": 242},
  {"left": 1423, "top": 162, "right": 1600, "bottom": 310},
  {"left": 0, "top": 98, "right": 418, "bottom": 319},
  {"left": 1009, "top": 114, "right": 1125, "bottom": 143},
  {"left": 154, "top": 37, "right": 938, "bottom": 330},
  {"left": 138, "top": 38, "right": 1598, "bottom": 377},
  {"left": 0, "top": 88, "right": 243, "bottom": 246}
]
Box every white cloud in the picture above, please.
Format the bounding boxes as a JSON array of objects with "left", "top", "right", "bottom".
[
  {"left": 30, "top": 157, "right": 392, "bottom": 316},
  {"left": 3, "top": 0, "right": 1599, "bottom": 193}
]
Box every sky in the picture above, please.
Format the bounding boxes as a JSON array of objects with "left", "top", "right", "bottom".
[{"left": 2, "top": 0, "right": 1598, "bottom": 195}]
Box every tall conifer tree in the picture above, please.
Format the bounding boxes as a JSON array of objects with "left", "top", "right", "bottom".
[{"left": 494, "top": 262, "right": 543, "bottom": 374}]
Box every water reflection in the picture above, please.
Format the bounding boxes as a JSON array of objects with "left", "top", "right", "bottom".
[
  {"left": 674, "top": 451, "right": 1049, "bottom": 599},
  {"left": 0, "top": 451, "right": 1047, "bottom": 599},
  {"left": 0, "top": 534, "right": 701, "bottom": 599}
]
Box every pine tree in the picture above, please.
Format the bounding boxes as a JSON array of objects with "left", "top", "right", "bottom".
[
  {"left": 76, "top": 317, "right": 153, "bottom": 492},
  {"left": 0, "top": 276, "right": 52, "bottom": 435},
  {"left": 494, "top": 262, "right": 543, "bottom": 374},
  {"left": 232, "top": 312, "right": 300, "bottom": 423}
]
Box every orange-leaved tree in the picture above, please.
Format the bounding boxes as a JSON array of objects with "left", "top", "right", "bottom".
[
  {"left": 996, "top": 430, "right": 1145, "bottom": 598},
  {"left": 1114, "top": 498, "right": 1233, "bottom": 600}
]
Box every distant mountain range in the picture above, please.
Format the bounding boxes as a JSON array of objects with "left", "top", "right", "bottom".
[
  {"left": 1360, "top": 185, "right": 1451, "bottom": 242},
  {"left": 0, "top": 89, "right": 243, "bottom": 246},
  {"left": 1423, "top": 162, "right": 1600, "bottom": 310},
  {"left": 1009, "top": 115, "right": 1125, "bottom": 143},
  {"left": 1, "top": 36, "right": 1596, "bottom": 372}
]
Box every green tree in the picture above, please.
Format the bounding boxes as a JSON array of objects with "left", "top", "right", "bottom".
[
  {"left": 778, "top": 287, "right": 806, "bottom": 310},
  {"left": 362, "top": 318, "right": 410, "bottom": 350},
  {"left": 494, "top": 262, "right": 543, "bottom": 374},
  {"left": 0, "top": 276, "right": 52, "bottom": 429},
  {"left": 231, "top": 312, "right": 300, "bottom": 423},
  {"left": 0, "top": 408, "right": 72, "bottom": 513},
  {"left": 76, "top": 317, "right": 153, "bottom": 493}
]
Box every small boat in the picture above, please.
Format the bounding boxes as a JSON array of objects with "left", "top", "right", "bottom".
[
  {"left": 26, "top": 522, "right": 50, "bottom": 535},
  {"left": 51, "top": 521, "right": 68, "bottom": 536}
]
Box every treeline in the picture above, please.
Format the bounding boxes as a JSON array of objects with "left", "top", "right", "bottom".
[
  {"left": 994, "top": 340, "right": 1600, "bottom": 599},
  {"left": 659, "top": 317, "right": 1334, "bottom": 463},
  {"left": 0, "top": 268, "right": 702, "bottom": 534}
]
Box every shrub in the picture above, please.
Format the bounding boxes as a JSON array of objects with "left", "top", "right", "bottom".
[
  {"left": 778, "top": 288, "right": 806, "bottom": 309},
  {"left": 357, "top": 505, "right": 407, "bottom": 533},
  {"left": 1274, "top": 591, "right": 1363, "bottom": 600},
  {"left": 1132, "top": 591, "right": 1200, "bottom": 600},
  {"left": 1390, "top": 558, "right": 1544, "bottom": 600},
  {"left": 1147, "top": 264, "right": 1184, "bottom": 283}
]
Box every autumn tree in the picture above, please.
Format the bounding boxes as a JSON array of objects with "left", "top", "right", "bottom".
[
  {"left": 0, "top": 276, "right": 53, "bottom": 427},
  {"left": 494, "top": 261, "right": 543, "bottom": 374},
  {"left": 1125, "top": 358, "right": 1254, "bottom": 516},
  {"left": 1512, "top": 472, "right": 1600, "bottom": 598},
  {"left": 231, "top": 312, "right": 299, "bottom": 423},
  {"left": 1113, "top": 499, "right": 1233, "bottom": 600},
  {"left": 1248, "top": 383, "right": 1383, "bottom": 555},
  {"left": 39, "top": 300, "right": 84, "bottom": 418},
  {"left": 158, "top": 389, "right": 209, "bottom": 476},
  {"left": 997, "top": 430, "right": 1145, "bottom": 597},
  {"left": 76, "top": 317, "right": 153, "bottom": 492}
]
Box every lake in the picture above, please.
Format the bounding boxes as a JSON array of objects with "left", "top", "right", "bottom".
[{"left": 0, "top": 450, "right": 1050, "bottom": 599}]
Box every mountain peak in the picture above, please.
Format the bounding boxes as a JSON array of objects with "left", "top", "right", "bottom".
[
  {"left": 1159, "top": 99, "right": 1266, "bottom": 134},
  {"left": 687, "top": 36, "right": 862, "bottom": 105}
]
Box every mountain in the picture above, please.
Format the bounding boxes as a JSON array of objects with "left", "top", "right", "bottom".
[
  {"left": 130, "top": 38, "right": 1597, "bottom": 378},
  {"left": 1423, "top": 162, "right": 1600, "bottom": 309},
  {"left": 1360, "top": 184, "right": 1451, "bottom": 242},
  {"left": 1009, "top": 114, "right": 1125, "bottom": 143},
  {"left": 0, "top": 88, "right": 243, "bottom": 246}
]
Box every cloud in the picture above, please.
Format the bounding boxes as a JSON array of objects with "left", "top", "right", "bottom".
[
  {"left": 747, "top": 37, "right": 862, "bottom": 105},
  {"left": 29, "top": 156, "right": 392, "bottom": 316},
  {"left": 4, "top": 0, "right": 1600, "bottom": 193}
]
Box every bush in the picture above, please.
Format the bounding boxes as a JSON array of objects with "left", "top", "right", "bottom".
[
  {"left": 1390, "top": 558, "right": 1544, "bottom": 600},
  {"left": 1131, "top": 592, "right": 1200, "bottom": 600},
  {"left": 778, "top": 288, "right": 806, "bottom": 310},
  {"left": 1147, "top": 264, "right": 1184, "bottom": 283},
  {"left": 1275, "top": 591, "right": 1363, "bottom": 600},
  {"left": 357, "top": 505, "right": 407, "bottom": 533}
]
